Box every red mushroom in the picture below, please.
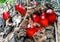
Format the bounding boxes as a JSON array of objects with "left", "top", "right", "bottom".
[
  {"left": 32, "top": 14, "right": 39, "bottom": 23},
  {"left": 15, "top": 3, "right": 26, "bottom": 16},
  {"left": 3, "top": 11, "right": 10, "bottom": 21},
  {"left": 46, "top": 9, "right": 56, "bottom": 23},
  {"left": 26, "top": 28, "right": 37, "bottom": 38},
  {"left": 39, "top": 13, "right": 48, "bottom": 27}
]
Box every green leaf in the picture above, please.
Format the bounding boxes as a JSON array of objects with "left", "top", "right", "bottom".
[{"left": 0, "top": 0, "right": 6, "bottom": 3}]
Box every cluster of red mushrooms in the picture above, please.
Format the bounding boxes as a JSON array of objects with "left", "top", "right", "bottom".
[{"left": 2, "top": 1, "right": 57, "bottom": 38}]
